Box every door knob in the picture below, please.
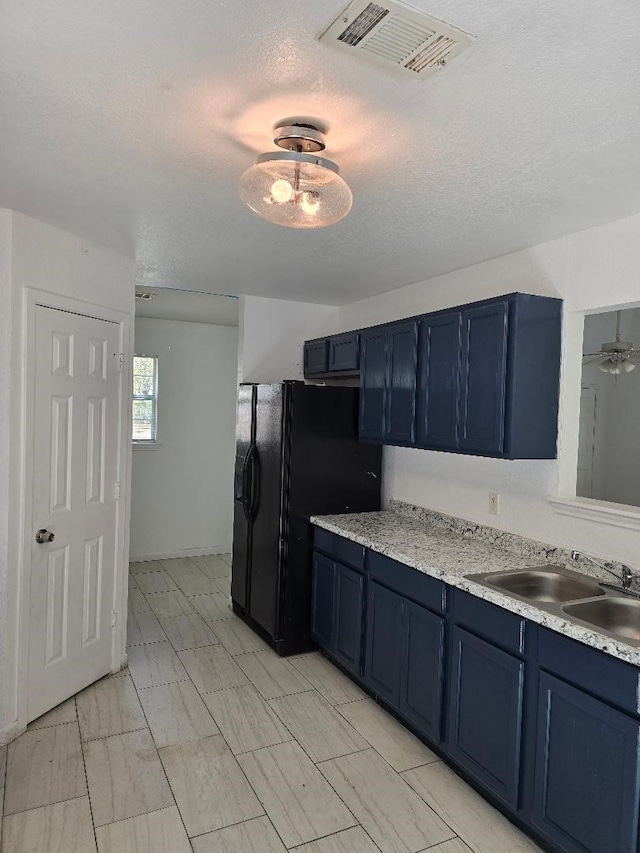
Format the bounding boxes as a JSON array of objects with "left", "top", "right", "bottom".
[{"left": 35, "top": 529, "right": 55, "bottom": 544}]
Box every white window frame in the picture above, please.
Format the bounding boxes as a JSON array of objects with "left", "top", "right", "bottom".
[{"left": 132, "top": 354, "right": 159, "bottom": 447}]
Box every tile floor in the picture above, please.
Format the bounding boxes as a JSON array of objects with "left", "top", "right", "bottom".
[{"left": 0, "top": 553, "right": 543, "bottom": 853}]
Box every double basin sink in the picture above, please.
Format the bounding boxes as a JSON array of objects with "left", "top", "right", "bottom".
[{"left": 468, "top": 566, "right": 640, "bottom": 644}]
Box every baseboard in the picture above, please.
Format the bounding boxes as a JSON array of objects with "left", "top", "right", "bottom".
[{"left": 129, "top": 545, "right": 232, "bottom": 562}]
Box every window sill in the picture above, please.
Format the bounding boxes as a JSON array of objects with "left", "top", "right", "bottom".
[
  {"left": 133, "top": 442, "right": 162, "bottom": 451},
  {"left": 548, "top": 496, "right": 640, "bottom": 531}
]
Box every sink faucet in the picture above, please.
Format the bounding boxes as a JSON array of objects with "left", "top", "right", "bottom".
[{"left": 570, "top": 550, "right": 636, "bottom": 592}]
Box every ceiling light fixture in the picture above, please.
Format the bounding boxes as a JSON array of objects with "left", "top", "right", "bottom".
[
  {"left": 583, "top": 310, "right": 640, "bottom": 382},
  {"left": 239, "top": 120, "right": 352, "bottom": 229}
]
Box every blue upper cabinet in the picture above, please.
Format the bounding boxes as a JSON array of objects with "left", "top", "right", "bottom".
[
  {"left": 306, "top": 292, "right": 561, "bottom": 458},
  {"left": 417, "top": 311, "right": 461, "bottom": 450},
  {"left": 360, "top": 320, "right": 418, "bottom": 444},
  {"left": 458, "top": 301, "right": 509, "bottom": 455},
  {"left": 359, "top": 328, "right": 388, "bottom": 440},
  {"left": 304, "top": 332, "right": 360, "bottom": 378},
  {"left": 385, "top": 321, "right": 418, "bottom": 444},
  {"left": 303, "top": 339, "right": 329, "bottom": 377},
  {"left": 415, "top": 293, "right": 561, "bottom": 458},
  {"left": 328, "top": 332, "right": 360, "bottom": 373}
]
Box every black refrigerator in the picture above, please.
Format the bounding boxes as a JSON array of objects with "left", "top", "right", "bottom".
[{"left": 231, "top": 381, "right": 381, "bottom": 656}]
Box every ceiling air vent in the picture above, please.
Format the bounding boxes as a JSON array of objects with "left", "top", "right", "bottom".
[
  {"left": 135, "top": 291, "right": 156, "bottom": 301},
  {"left": 320, "top": 0, "right": 474, "bottom": 79}
]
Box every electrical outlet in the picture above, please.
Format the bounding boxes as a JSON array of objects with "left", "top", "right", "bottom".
[{"left": 488, "top": 492, "right": 499, "bottom": 515}]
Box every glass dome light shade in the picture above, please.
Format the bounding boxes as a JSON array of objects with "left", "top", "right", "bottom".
[{"left": 239, "top": 151, "right": 352, "bottom": 229}]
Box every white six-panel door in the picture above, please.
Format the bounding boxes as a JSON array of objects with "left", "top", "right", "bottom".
[{"left": 27, "top": 305, "right": 121, "bottom": 722}]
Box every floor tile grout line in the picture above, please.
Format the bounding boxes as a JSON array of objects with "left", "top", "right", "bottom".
[
  {"left": 2, "top": 794, "right": 96, "bottom": 822},
  {"left": 70, "top": 697, "right": 100, "bottom": 852},
  {"left": 188, "top": 811, "right": 289, "bottom": 849},
  {"left": 265, "top": 691, "right": 377, "bottom": 765},
  {"left": 332, "top": 700, "right": 444, "bottom": 774},
  {"left": 416, "top": 835, "right": 467, "bottom": 852},
  {"left": 286, "top": 824, "right": 385, "bottom": 852},
  {"left": 80, "top": 724, "right": 150, "bottom": 745},
  {"left": 398, "top": 768, "right": 473, "bottom": 848}
]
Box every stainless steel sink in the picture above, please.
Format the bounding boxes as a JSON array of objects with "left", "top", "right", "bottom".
[
  {"left": 479, "top": 567, "right": 605, "bottom": 604},
  {"left": 562, "top": 597, "right": 640, "bottom": 641}
]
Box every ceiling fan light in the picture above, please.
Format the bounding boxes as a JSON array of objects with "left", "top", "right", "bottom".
[{"left": 623, "top": 360, "right": 636, "bottom": 373}]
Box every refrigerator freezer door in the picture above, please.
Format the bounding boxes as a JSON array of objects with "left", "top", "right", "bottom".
[
  {"left": 248, "top": 384, "right": 285, "bottom": 639},
  {"left": 231, "top": 385, "right": 255, "bottom": 611}
]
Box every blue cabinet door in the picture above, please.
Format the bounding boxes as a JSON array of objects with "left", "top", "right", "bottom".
[
  {"left": 334, "top": 563, "right": 365, "bottom": 676},
  {"left": 328, "top": 332, "right": 360, "bottom": 373},
  {"left": 417, "top": 312, "right": 461, "bottom": 450},
  {"left": 304, "top": 340, "right": 329, "bottom": 376},
  {"left": 359, "top": 329, "right": 388, "bottom": 441},
  {"left": 448, "top": 627, "right": 524, "bottom": 809},
  {"left": 458, "top": 301, "right": 508, "bottom": 454},
  {"left": 399, "top": 600, "right": 445, "bottom": 743},
  {"left": 364, "top": 581, "right": 403, "bottom": 707},
  {"left": 385, "top": 321, "right": 418, "bottom": 444},
  {"left": 533, "top": 672, "right": 640, "bottom": 853},
  {"left": 310, "top": 552, "right": 335, "bottom": 651}
]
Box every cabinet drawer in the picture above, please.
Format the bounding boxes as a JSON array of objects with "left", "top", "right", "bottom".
[
  {"left": 328, "top": 332, "right": 359, "bottom": 372},
  {"left": 313, "top": 528, "right": 365, "bottom": 573},
  {"left": 367, "top": 551, "right": 446, "bottom": 613},
  {"left": 538, "top": 628, "right": 640, "bottom": 716},
  {"left": 304, "top": 340, "right": 329, "bottom": 376},
  {"left": 452, "top": 588, "right": 526, "bottom": 655}
]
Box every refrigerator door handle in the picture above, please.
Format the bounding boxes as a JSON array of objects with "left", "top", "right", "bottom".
[
  {"left": 249, "top": 446, "right": 261, "bottom": 520},
  {"left": 243, "top": 444, "right": 256, "bottom": 520}
]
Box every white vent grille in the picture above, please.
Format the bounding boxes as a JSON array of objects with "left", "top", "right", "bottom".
[{"left": 321, "top": 0, "right": 473, "bottom": 79}]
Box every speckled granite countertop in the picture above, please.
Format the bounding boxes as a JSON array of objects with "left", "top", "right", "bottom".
[{"left": 310, "top": 507, "right": 640, "bottom": 667}]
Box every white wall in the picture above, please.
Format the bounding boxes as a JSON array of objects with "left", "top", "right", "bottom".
[
  {"left": 239, "top": 295, "right": 337, "bottom": 383},
  {"left": 0, "top": 211, "right": 135, "bottom": 742},
  {"left": 130, "top": 317, "right": 238, "bottom": 560},
  {"left": 333, "top": 212, "right": 640, "bottom": 565}
]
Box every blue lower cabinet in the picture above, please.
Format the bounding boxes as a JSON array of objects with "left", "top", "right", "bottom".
[
  {"left": 364, "top": 581, "right": 403, "bottom": 706},
  {"left": 310, "top": 552, "right": 336, "bottom": 651},
  {"left": 532, "top": 672, "right": 640, "bottom": 853},
  {"left": 447, "top": 626, "right": 524, "bottom": 809},
  {"left": 399, "top": 599, "right": 445, "bottom": 743},
  {"left": 333, "top": 563, "right": 365, "bottom": 676}
]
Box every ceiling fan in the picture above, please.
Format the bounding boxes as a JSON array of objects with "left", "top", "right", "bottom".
[{"left": 583, "top": 310, "right": 640, "bottom": 378}]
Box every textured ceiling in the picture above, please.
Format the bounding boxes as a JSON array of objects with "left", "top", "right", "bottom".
[
  {"left": 135, "top": 289, "right": 238, "bottom": 326},
  {"left": 2, "top": 0, "right": 640, "bottom": 305}
]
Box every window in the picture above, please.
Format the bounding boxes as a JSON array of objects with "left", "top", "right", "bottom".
[{"left": 132, "top": 355, "right": 158, "bottom": 443}]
